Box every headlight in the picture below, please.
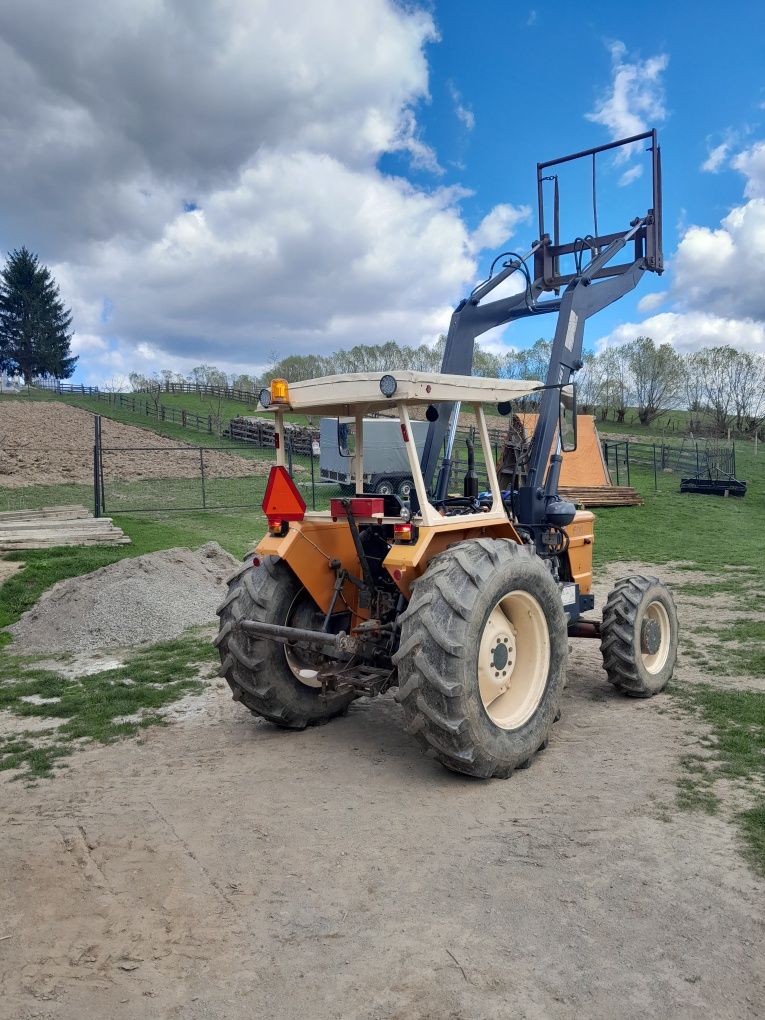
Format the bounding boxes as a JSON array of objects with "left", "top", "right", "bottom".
[{"left": 379, "top": 374, "right": 397, "bottom": 398}]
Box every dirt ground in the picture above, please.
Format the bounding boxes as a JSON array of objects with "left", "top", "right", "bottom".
[
  {"left": 0, "top": 403, "right": 269, "bottom": 488},
  {"left": 1, "top": 563, "right": 763, "bottom": 1020}
]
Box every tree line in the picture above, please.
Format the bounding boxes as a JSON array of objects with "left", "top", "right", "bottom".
[{"left": 130, "top": 335, "right": 765, "bottom": 438}]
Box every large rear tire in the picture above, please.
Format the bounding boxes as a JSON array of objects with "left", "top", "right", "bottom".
[
  {"left": 393, "top": 539, "right": 567, "bottom": 779},
  {"left": 215, "top": 554, "right": 355, "bottom": 728},
  {"left": 600, "top": 575, "right": 678, "bottom": 697}
]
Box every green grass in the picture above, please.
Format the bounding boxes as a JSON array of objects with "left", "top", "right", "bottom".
[
  {"left": 98, "top": 387, "right": 311, "bottom": 424},
  {"left": 717, "top": 620, "right": 765, "bottom": 677},
  {"left": 0, "top": 482, "right": 96, "bottom": 514},
  {"left": 592, "top": 442, "right": 765, "bottom": 572},
  {"left": 0, "top": 631, "right": 217, "bottom": 778},
  {"left": 672, "top": 684, "right": 765, "bottom": 875},
  {"left": 59, "top": 394, "right": 274, "bottom": 449},
  {"left": 595, "top": 406, "right": 708, "bottom": 437}
]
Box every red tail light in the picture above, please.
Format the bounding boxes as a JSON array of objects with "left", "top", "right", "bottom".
[{"left": 394, "top": 522, "right": 415, "bottom": 543}]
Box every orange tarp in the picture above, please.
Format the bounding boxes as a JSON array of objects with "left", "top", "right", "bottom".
[{"left": 514, "top": 414, "right": 610, "bottom": 487}]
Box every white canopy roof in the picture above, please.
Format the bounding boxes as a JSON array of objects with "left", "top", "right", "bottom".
[{"left": 267, "top": 371, "right": 541, "bottom": 415}]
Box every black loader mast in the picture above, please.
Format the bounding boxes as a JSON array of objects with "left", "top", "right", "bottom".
[{"left": 421, "top": 130, "right": 663, "bottom": 547}]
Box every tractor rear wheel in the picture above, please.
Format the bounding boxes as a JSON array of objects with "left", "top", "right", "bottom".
[
  {"left": 600, "top": 575, "right": 678, "bottom": 697},
  {"left": 394, "top": 539, "right": 567, "bottom": 778},
  {"left": 216, "top": 554, "right": 355, "bottom": 728}
]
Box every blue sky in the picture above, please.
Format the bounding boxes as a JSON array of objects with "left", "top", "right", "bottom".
[
  {"left": 1, "top": 0, "right": 763, "bottom": 384},
  {"left": 400, "top": 0, "right": 765, "bottom": 351}
]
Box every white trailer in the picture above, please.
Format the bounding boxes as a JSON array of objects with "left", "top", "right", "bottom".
[{"left": 319, "top": 416, "right": 429, "bottom": 498}]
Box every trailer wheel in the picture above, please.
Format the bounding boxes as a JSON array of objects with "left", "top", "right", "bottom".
[
  {"left": 394, "top": 539, "right": 567, "bottom": 778},
  {"left": 396, "top": 477, "right": 413, "bottom": 499},
  {"left": 600, "top": 575, "right": 678, "bottom": 697},
  {"left": 215, "top": 554, "right": 355, "bottom": 728},
  {"left": 374, "top": 477, "right": 395, "bottom": 496}
]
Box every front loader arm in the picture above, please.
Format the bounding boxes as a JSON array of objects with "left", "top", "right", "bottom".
[{"left": 422, "top": 129, "right": 663, "bottom": 520}]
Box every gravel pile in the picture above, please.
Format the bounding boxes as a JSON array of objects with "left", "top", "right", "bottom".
[{"left": 6, "top": 542, "right": 240, "bottom": 653}]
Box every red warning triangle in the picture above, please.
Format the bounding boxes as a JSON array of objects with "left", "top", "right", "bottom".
[{"left": 262, "top": 466, "right": 306, "bottom": 521}]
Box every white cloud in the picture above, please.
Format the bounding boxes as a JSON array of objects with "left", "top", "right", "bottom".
[
  {"left": 671, "top": 199, "right": 765, "bottom": 321},
  {"left": 595, "top": 311, "right": 765, "bottom": 355},
  {"left": 469, "top": 204, "right": 531, "bottom": 253},
  {"left": 70, "top": 333, "right": 108, "bottom": 355},
  {"left": 447, "top": 81, "right": 475, "bottom": 131},
  {"left": 618, "top": 165, "right": 643, "bottom": 187},
  {"left": 53, "top": 152, "right": 482, "bottom": 373},
  {"left": 585, "top": 42, "right": 668, "bottom": 152},
  {"left": 701, "top": 140, "right": 732, "bottom": 173},
  {"left": 637, "top": 292, "right": 667, "bottom": 313},
  {"left": 732, "top": 141, "right": 765, "bottom": 197},
  {"left": 0, "top": 0, "right": 530, "bottom": 382},
  {"left": 596, "top": 138, "right": 765, "bottom": 356}
]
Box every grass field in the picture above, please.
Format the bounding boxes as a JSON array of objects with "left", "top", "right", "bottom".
[{"left": 593, "top": 441, "right": 764, "bottom": 570}]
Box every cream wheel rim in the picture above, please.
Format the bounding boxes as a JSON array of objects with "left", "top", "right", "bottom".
[
  {"left": 283, "top": 590, "right": 323, "bottom": 688},
  {"left": 641, "top": 600, "right": 671, "bottom": 675},
  {"left": 284, "top": 648, "right": 322, "bottom": 688},
  {"left": 478, "top": 589, "right": 550, "bottom": 730}
]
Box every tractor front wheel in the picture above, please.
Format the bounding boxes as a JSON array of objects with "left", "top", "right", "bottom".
[
  {"left": 216, "top": 554, "right": 355, "bottom": 728},
  {"left": 394, "top": 539, "right": 567, "bottom": 779},
  {"left": 600, "top": 575, "right": 678, "bottom": 697}
]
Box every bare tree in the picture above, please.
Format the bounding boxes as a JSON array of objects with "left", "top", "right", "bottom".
[
  {"left": 682, "top": 352, "right": 705, "bottom": 416},
  {"left": 128, "top": 370, "right": 153, "bottom": 392},
  {"left": 694, "top": 346, "right": 738, "bottom": 435},
  {"left": 232, "top": 374, "right": 256, "bottom": 393},
  {"left": 624, "top": 336, "right": 683, "bottom": 426},
  {"left": 574, "top": 352, "right": 600, "bottom": 415},
  {"left": 598, "top": 346, "right": 631, "bottom": 423},
  {"left": 189, "top": 364, "right": 227, "bottom": 390},
  {"left": 730, "top": 350, "right": 765, "bottom": 434}
]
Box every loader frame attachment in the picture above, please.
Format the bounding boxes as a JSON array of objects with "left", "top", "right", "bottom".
[{"left": 423, "top": 130, "right": 663, "bottom": 546}]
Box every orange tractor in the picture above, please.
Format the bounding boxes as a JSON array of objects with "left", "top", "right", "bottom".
[{"left": 215, "top": 132, "right": 679, "bottom": 777}]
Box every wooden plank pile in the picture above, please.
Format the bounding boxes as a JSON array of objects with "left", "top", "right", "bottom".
[
  {"left": 224, "top": 416, "right": 319, "bottom": 455},
  {"left": 0, "top": 505, "right": 131, "bottom": 550},
  {"left": 560, "top": 486, "right": 643, "bottom": 508}
]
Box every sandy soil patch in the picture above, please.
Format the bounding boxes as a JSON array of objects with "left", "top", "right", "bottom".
[
  {"left": 0, "top": 402, "right": 270, "bottom": 488},
  {"left": 0, "top": 557, "right": 23, "bottom": 584},
  {"left": 1, "top": 660, "right": 762, "bottom": 1020}
]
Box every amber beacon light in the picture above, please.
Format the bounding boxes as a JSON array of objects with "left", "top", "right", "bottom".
[{"left": 270, "top": 378, "right": 290, "bottom": 404}]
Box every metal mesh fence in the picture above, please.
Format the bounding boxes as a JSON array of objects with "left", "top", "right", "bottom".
[
  {"left": 602, "top": 437, "right": 738, "bottom": 491},
  {"left": 0, "top": 422, "right": 505, "bottom": 516},
  {"left": 97, "top": 444, "right": 274, "bottom": 512}
]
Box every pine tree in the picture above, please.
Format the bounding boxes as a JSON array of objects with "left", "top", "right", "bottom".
[{"left": 0, "top": 247, "right": 77, "bottom": 382}]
